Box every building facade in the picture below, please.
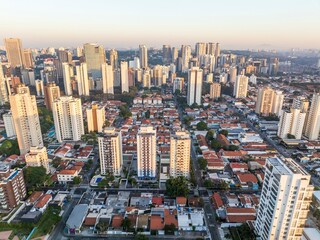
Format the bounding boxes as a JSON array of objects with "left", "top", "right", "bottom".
[
  {"left": 86, "top": 103, "right": 105, "bottom": 133},
  {"left": 255, "top": 157, "right": 313, "bottom": 240},
  {"left": 9, "top": 84, "right": 43, "bottom": 154},
  {"left": 169, "top": 131, "right": 191, "bottom": 178},
  {"left": 25, "top": 146, "right": 50, "bottom": 174},
  {"left": 52, "top": 96, "right": 84, "bottom": 142},
  {"left": 98, "top": 127, "right": 123, "bottom": 176},
  {"left": 187, "top": 67, "right": 203, "bottom": 106},
  {"left": 233, "top": 75, "right": 248, "bottom": 98},
  {"left": 137, "top": 126, "right": 157, "bottom": 179},
  {"left": 44, "top": 83, "right": 60, "bottom": 111},
  {"left": 210, "top": 82, "right": 221, "bottom": 99}
]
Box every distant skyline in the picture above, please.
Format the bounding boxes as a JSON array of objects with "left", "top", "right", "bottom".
[{"left": 1, "top": 0, "right": 320, "bottom": 50}]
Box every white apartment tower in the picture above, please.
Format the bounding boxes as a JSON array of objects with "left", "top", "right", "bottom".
[
  {"left": 25, "top": 146, "right": 50, "bottom": 174},
  {"left": 75, "top": 62, "right": 90, "bottom": 96},
  {"left": 137, "top": 126, "right": 157, "bottom": 179},
  {"left": 169, "top": 131, "right": 191, "bottom": 178},
  {"left": 305, "top": 93, "right": 320, "bottom": 140},
  {"left": 62, "top": 63, "right": 73, "bottom": 96},
  {"left": 3, "top": 112, "right": 16, "bottom": 137},
  {"left": 233, "top": 75, "right": 249, "bottom": 98},
  {"left": 86, "top": 103, "right": 105, "bottom": 133},
  {"left": 181, "top": 45, "right": 192, "bottom": 72},
  {"left": 277, "top": 108, "right": 307, "bottom": 140},
  {"left": 173, "top": 77, "right": 184, "bottom": 93},
  {"left": 35, "top": 79, "right": 44, "bottom": 96},
  {"left": 120, "top": 61, "right": 129, "bottom": 93},
  {"left": 210, "top": 82, "right": 221, "bottom": 99},
  {"left": 101, "top": 63, "right": 114, "bottom": 94},
  {"left": 272, "top": 90, "right": 284, "bottom": 117},
  {"left": 255, "top": 157, "right": 313, "bottom": 240},
  {"left": 9, "top": 84, "right": 43, "bottom": 154},
  {"left": 98, "top": 127, "right": 123, "bottom": 176},
  {"left": 139, "top": 45, "right": 148, "bottom": 68},
  {"left": 52, "top": 96, "right": 84, "bottom": 142},
  {"left": 0, "top": 67, "right": 8, "bottom": 105},
  {"left": 292, "top": 96, "right": 309, "bottom": 113},
  {"left": 255, "top": 87, "right": 275, "bottom": 116},
  {"left": 195, "top": 42, "right": 206, "bottom": 57},
  {"left": 187, "top": 67, "right": 203, "bottom": 106},
  {"left": 44, "top": 83, "right": 60, "bottom": 111}
]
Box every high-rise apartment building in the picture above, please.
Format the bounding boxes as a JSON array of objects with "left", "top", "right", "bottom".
[
  {"left": 305, "top": 93, "right": 320, "bottom": 140},
  {"left": 25, "top": 146, "right": 50, "bottom": 174},
  {"left": 143, "top": 70, "right": 151, "bottom": 88},
  {"left": 173, "top": 77, "right": 184, "bottom": 93},
  {"left": 0, "top": 166, "right": 26, "bottom": 210},
  {"left": 9, "top": 84, "right": 43, "bottom": 154},
  {"left": 229, "top": 66, "right": 237, "bottom": 83},
  {"left": 233, "top": 75, "right": 248, "bottom": 98},
  {"left": 101, "top": 63, "right": 114, "bottom": 94},
  {"left": 171, "top": 47, "right": 178, "bottom": 64},
  {"left": 181, "top": 45, "right": 192, "bottom": 72},
  {"left": 98, "top": 127, "right": 123, "bottom": 176},
  {"left": 187, "top": 67, "right": 203, "bottom": 106},
  {"left": 52, "top": 96, "right": 84, "bottom": 142},
  {"left": 206, "top": 42, "right": 215, "bottom": 55},
  {"left": 57, "top": 49, "right": 72, "bottom": 64},
  {"left": 139, "top": 45, "right": 148, "bottom": 68},
  {"left": 44, "top": 83, "right": 60, "bottom": 111},
  {"left": 3, "top": 112, "right": 16, "bottom": 137},
  {"left": 0, "top": 66, "right": 8, "bottom": 105},
  {"left": 109, "top": 49, "right": 118, "bottom": 70},
  {"left": 277, "top": 108, "right": 307, "bottom": 139},
  {"left": 4, "top": 38, "right": 24, "bottom": 68},
  {"left": 292, "top": 96, "right": 309, "bottom": 113},
  {"left": 169, "top": 131, "right": 191, "bottom": 178},
  {"left": 162, "top": 45, "right": 171, "bottom": 64},
  {"left": 255, "top": 87, "right": 275, "bottom": 116},
  {"left": 272, "top": 90, "right": 284, "bottom": 117},
  {"left": 86, "top": 103, "right": 105, "bottom": 133},
  {"left": 62, "top": 63, "right": 73, "bottom": 95},
  {"left": 75, "top": 62, "right": 90, "bottom": 96},
  {"left": 23, "top": 49, "right": 34, "bottom": 68},
  {"left": 83, "top": 43, "right": 106, "bottom": 79},
  {"left": 255, "top": 157, "right": 313, "bottom": 240},
  {"left": 120, "top": 61, "right": 129, "bottom": 93},
  {"left": 137, "top": 126, "right": 157, "bottom": 179},
  {"left": 210, "top": 82, "right": 221, "bottom": 99},
  {"left": 195, "top": 42, "right": 206, "bottom": 57},
  {"left": 35, "top": 79, "right": 44, "bottom": 96}
]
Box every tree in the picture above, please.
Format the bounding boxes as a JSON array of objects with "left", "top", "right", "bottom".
[
  {"left": 121, "top": 218, "right": 132, "bottom": 231},
  {"left": 164, "top": 223, "right": 176, "bottom": 235},
  {"left": 211, "top": 139, "right": 222, "bottom": 151},
  {"left": 198, "top": 158, "right": 207, "bottom": 170},
  {"left": 23, "top": 166, "right": 48, "bottom": 188},
  {"left": 96, "top": 221, "right": 108, "bottom": 232},
  {"left": 119, "top": 105, "right": 132, "bottom": 119},
  {"left": 145, "top": 110, "right": 150, "bottom": 119},
  {"left": 196, "top": 121, "right": 207, "bottom": 130},
  {"left": 174, "top": 89, "right": 181, "bottom": 95},
  {"left": 204, "top": 179, "right": 213, "bottom": 188},
  {"left": 98, "top": 179, "right": 109, "bottom": 188},
  {"left": 228, "top": 145, "right": 239, "bottom": 151},
  {"left": 166, "top": 176, "right": 189, "bottom": 197},
  {"left": 52, "top": 158, "right": 62, "bottom": 168},
  {"left": 134, "top": 234, "right": 149, "bottom": 240},
  {"left": 206, "top": 130, "right": 215, "bottom": 141},
  {"left": 183, "top": 116, "right": 194, "bottom": 126},
  {"left": 72, "top": 176, "right": 81, "bottom": 185},
  {"left": 220, "top": 129, "right": 228, "bottom": 137},
  {"left": 287, "top": 133, "right": 296, "bottom": 139},
  {"left": 0, "top": 139, "right": 20, "bottom": 156}
]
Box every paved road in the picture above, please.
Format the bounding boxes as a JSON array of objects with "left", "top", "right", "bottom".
[{"left": 49, "top": 198, "right": 78, "bottom": 240}]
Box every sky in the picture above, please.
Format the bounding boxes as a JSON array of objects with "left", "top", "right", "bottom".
[{"left": 1, "top": 0, "right": 320, "bottom": 50}]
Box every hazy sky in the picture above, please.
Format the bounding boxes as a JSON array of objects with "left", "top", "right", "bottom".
[{"left": 1, "top": 0, "right": 320, "bottom": 50}]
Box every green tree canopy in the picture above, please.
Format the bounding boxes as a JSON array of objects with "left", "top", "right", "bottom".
[
  {"left": 228, "top": 145, "right": 239, "bottom": 151},
  {"left": 121, "top": 218, "right": 132, "bottom": 231},
  {"left": 0, "top": 139, "right": 20, "bottom": 156},
  {"left": 23, "top": 166, "right": 48, "bottom": 188},
  {"left": 211, "top": 139, "right": 222, "bottom": 151},
  {"left": 219, "top": 130, "right": 228, "bottom": 137},
  {"left": 196, "top": 121, "right": 207, "bottom": 130},
  {"left": 206, "top": 130, "right": 215, "bottom": 141},
  {"left": 166, "top": 176, "right": 189, "bottom": 197},
  {"left": 198, "top": 158, "right": 207, "bottom": 170},
  {"left": 119, "top": 105, "right": 132, "bottom": 119},
  {"left": 287, "top": 133, "right": 296, "bottom": 139},
  {"left": 72, "top": 176, "right": 81, "bottom": 185}
]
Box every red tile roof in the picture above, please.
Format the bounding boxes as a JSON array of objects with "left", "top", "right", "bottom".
[
  {"left": 112, "top": 215, "right": 124, "bottom": 228},
  {"left": 35, "top": 194, "right": 52, "bottom": 208},
  {"left": 152, "top": 196, "right": 163, "bottom": 206},
  {"left": 236, "top": 173, "right": 258, "bottom": 184},
  {"left": 27, "top": 191, "right": 43, "bottom": 203},
  {"left": 176, "top": 197, "right": 187, "bottom": 205},
  {"left": 212, "top": 193, "right": 223, "bottom": 209},
  {"left": 150, "top": 216, "right": 164, "bottom": 230}
]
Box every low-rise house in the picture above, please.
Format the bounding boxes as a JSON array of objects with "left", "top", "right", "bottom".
[
  {"left": 32, "top": 194, "right": 52, "bottom": 212},
  {"left": 226, "top": 207, "right": 256, "bottom": 223},
  {"left": 57, "top": 169, "right": 79, "bottom": 184}
]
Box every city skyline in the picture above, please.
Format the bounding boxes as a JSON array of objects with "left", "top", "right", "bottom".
[{"left": 1, "top": 0, "right": 320, "bottom": 50}]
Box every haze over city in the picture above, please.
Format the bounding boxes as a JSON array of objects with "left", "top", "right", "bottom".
[{"left": 1, "top": 0, "right": 320, "bottom": 50}]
